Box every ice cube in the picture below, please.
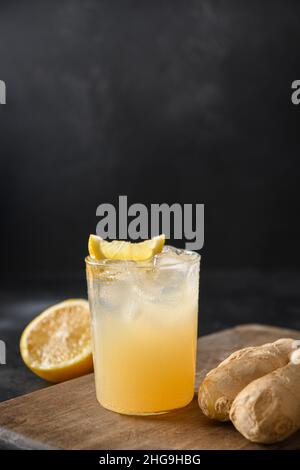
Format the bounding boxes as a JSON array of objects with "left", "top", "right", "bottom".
[
  {"left": 120, "top": 290, "right": 140, "bottom": 321},
  {"left": 97, "top": 269, "right": 141, "bottom": 321},
  {"left": 132, "top": 254, "right": 186, "bottom": 305},
  {"left": 155, "top": 245, "right": 196, "bottom": 265}
]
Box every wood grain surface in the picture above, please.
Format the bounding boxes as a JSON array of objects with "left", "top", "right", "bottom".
[{"left": 0, "top": 324, "right": 299, "bottom": 450}]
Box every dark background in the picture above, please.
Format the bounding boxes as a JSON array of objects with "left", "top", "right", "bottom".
[
  {"left": 1, "top": 0, "right": 300, "bottom": 276},
  {"left": 1, "top": 1, "right": 300, "bottom": 406}
]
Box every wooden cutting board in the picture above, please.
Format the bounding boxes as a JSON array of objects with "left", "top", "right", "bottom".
[{"left": 0, "top": 324, "right": 300, "bottom": 450}]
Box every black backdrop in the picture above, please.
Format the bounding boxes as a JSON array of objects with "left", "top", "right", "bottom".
[{"left": 1, "top": 0, "right": 300, "bottom": 280}]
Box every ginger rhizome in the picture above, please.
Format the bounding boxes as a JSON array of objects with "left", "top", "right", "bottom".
[
  {"left": 198, "top": 338, "right": 294, "bottom": 421},
  {"left": 230, "top": 362, "right": 300, "bottom": 443}
]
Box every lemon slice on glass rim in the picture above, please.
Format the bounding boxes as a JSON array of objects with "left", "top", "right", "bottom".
[{"left": 88, "top": 234, "right": 165, "bottom": 262}]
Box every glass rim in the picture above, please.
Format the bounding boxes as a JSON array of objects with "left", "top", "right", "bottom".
[{"left": 85, "top": 249, "right": 201, "bottom": 270}]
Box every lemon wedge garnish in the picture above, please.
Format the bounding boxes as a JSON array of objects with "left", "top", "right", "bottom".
[
  {"left": 88, "top": 234, "right": 165, "bottom": 261},
  {"left": 20, "top": 299, "right": 93, "bottom": 383}
]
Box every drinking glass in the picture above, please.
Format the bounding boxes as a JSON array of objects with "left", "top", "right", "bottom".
[{"left": 86, "top": 246, "right": 200, "bottom": 415}]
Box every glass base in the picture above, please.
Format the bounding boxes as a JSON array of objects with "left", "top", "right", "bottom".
[
  {"left": 98, "top": 397, "right": 194, "bottom": 416},
  {"left": 116, "top": 410, "right": 170, "bottom": 416}
]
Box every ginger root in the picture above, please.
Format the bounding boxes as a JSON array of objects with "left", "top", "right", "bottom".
[
  {"left": 198, "top": 338, "right": 294, "bottom": 421},
  {"left": 230, "top": 362, "right": 300, "bottom": 443}
]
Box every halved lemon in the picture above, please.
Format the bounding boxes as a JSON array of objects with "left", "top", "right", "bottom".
[
  {"left": 88, "top": 234, "right": 165, "bottom": 261},
  {"left": 20, "top": 299, "right": 93, "bottom": 383}
]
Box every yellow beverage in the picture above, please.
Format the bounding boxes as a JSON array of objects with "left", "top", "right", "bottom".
[{"left": 86, "top": 246, "right": 200, "bottom": 415}]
